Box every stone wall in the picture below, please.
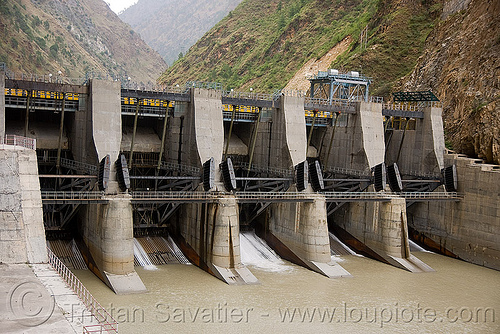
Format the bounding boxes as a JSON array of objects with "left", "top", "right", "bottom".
[
  {"left": 0, "top": 148, "right": 47, "bottom": 264},
  {"left": 408, "top": 153, "right": 500, "bottom": 270}
]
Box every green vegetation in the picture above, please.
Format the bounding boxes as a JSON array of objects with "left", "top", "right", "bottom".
[
  {"left": 160, "top": 0, "right": 441, "bottom": 96},
  {"left": 332, "top": 1, "right": 442, "bottom": 95}
]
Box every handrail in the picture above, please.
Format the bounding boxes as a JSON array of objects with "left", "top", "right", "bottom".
[
  {"left": 234, "top": 162, "right": 294, "bottom": 177},
  {"left": 46, "top": 247, "right": 118, "bottom": 333},
  {"left": 223, "top": 90, "right": 275, "bottom": 101},
  {"left": 304, "top": 97, "right": 357, "bottom": 108},
  {"left": 4, "top": 71, "right": 87, "bottom": 85},
  {"left": 41, "top": 191, "right": 105, "bottom": 201},
  {"left": 324, "top": 166, "right": 371, "bottom": 177},
  {"left": 1, "top": 134, "right": 36, "bottom": 150},
  {"left": 129, "top": 159, "right": 200, "bottom": 176},
  {"left": 383, "top": 102, "right": 422, "bottom": 112},
  {"left": 399, "top": 191, "right": 460, "bottom": 200}
]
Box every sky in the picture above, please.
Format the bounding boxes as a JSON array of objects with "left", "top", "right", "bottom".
[{"left": 106, "top": 0, "right": 137, "bottom": 14}]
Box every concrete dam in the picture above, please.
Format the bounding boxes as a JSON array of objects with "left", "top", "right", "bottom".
[{"left": 1, "top": 69, "right": 499, "bottom": 296}]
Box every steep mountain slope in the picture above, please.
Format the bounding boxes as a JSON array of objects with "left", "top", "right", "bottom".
[
  {"left": 0, "top": 0, "right": 167, "bottom": 82},
  {"left": 159, "top": 0, "right": 440, "bottom": 95},
  {"left": 120, "top": 0, "right": 244, "bottom": 65},
  {"left": 399, "top": 0, "right": 500, "bottom": 164},
  {"left": 158, "top": 0, "right": 497, "bottom": 163}
]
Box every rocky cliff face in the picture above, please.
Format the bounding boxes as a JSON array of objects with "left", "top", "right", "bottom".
[{"left": 400, "top": 0, "right": 500, "bottom": 164}]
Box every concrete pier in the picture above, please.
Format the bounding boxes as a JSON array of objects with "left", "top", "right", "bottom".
[
  {"left": 334, "top": 194, "right": 433, "bottom": 272},
  {"left": 385, "top": 105, "right": 445, "bottom": 174},
  {"left": 318, "top": 101, "right": 385, "bottom": 171},
  {"left": 169, "top": 88, "right": 258, "bottom": 284},
  {"left": 259, "top": 93, "right": 351, "bottom": 277},
  {"left": 266, "top": 193, "right": 351, "bottom": 277},
  {"left": 322, "top": 101, "right": 433, "bottom": 272},
  {"left": 175, "top": 197, "right": 258, "bottom": 284},
  {"left": 78, "top": 79, "right": 146, "bottom": 294}
]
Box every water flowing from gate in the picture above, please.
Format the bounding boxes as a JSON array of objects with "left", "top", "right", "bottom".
[
  {"left": 240, "top": 231, "right": 292, "bottom": 272},
  {"left": 133, "top": 238, "right": 158, "bottom": 270}
]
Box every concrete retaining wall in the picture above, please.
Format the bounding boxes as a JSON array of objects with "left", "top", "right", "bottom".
[
  {"left": 408, "top": 153, "right": 500, "bottom": 270},
  {"left": 0, "top": 148, "right": 47, "bottom": 264}
]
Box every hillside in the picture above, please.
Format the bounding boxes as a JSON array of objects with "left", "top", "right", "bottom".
[
  {"left": 159, "top": 0, "right": 498, "bottom": 164},
  {"left": 120, "top": 0, "right": 244, "bottom": 65},
  {"left": 0, "top": 0, "right": 167, "bottom": 82},
  {"left": 159, "top": 0, "right": 441, "bottom": 95},
  {"left": 399, "top": 0, "right": 500, "bottom": 164}
]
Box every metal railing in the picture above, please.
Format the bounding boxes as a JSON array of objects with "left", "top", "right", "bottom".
[
  {"left": 223, "top": 90, "right": 275, "bottom": 101},
  {"left": 4, "top": 70, "right": 86, "bottom": 85},
  {"left": 223, "top": 111, "right": 259, "bottom": 122},
  {"left": 323, "top": 192, "right": 391, "bottom": 201},
  {"left": 186, "top": 81, "right": 223, "bottom": 91},
  {"left": 276, "top": 89, "right": 306, "bottom": 98},
  {"left": 383, "top": 101, "right": 442, "bottom": 113},
  {"left": 234, "top": 162, "right": 294, "bottom": 177},
  {"left": 1, "top": 134, "right": 36, "bottom": 150},
  {"left": 304, "top": 97, "right": 357, "bottom": 108},
  {"left": 39, "top": 189, "right": 460, "bottom": 203},
  {"left": 399, "top": 191, "right": 460, "bottom": 200},
  {"left": 121, "top": 83, "right": 188, "bottom": 94},
  {"left": 41, "top": 191, "right": 105, "bottom": 201},
  {"left": 46, "top": 247, "right": 118, "bottom": 333},
  {"left": 36, "top": 156, "right": 98, "bottom": 175},
  {"left": 60, "top": 158, "right": 98, "bottom": 175},
  {"left": 129, "top": 159, "right": 200, "bottom": 176},
  {"left": 5, "top": 96, "right": 79, "bottom": 111},
  {"left": 383, "top": 102, "right": 422, "bottom": 112},
  {"left": 324, "top": 166, "right": 371, "bottom": 177},
  {"left": 370, "top": 96, "right": 384, "bottom": 103}
]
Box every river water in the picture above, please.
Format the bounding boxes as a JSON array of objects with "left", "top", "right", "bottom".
[{"left": 73, "top": 234, "right": 500, "bottom": 334}]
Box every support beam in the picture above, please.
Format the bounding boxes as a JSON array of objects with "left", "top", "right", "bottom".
[
  {"left": 246, "top": 107, "right": 262, "bottom": 177},
  {"left": 325, "top": 112, "right": 340, "bottom": 165},
  {"left": 24, "top": 90, "right": 31, "bottom": 137},
  {"left": 224, "top": 105, "right": 236, "bottom": 159},
  {"left": 129, "top": 98, "right": 141, "bottom": 169},
  {"left": 157, "top": 101, "right": 170, "bottom": 172},
  {"left": 306, "top": 110, "right": 317, "bottom": 149},
  {"left": 56, "top": 94, "right": 66, "bottom": 172}
]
